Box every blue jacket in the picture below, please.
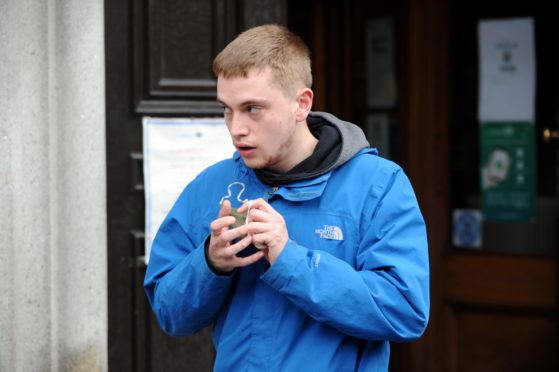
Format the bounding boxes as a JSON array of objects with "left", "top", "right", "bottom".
[{"left": 144, "top": 144, "right": 429, "bottom": 371}]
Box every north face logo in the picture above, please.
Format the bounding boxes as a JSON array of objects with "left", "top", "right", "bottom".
[{"left": 315, "top": 225, "right": 344, "bottom": 241}]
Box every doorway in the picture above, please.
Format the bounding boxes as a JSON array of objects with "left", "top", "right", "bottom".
[{"left": 444, "top": 0, "right": 557, "bottom": 370}]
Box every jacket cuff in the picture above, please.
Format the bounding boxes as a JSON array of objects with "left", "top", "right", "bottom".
[
  {"left": 203, "top": 235, "right": 236, "bottom": 277},
  {"left": 260, "top": 240, "right": 306, "bottom": 289}
]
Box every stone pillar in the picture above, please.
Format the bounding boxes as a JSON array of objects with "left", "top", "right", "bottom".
[{"left": 0, "top": 0, "right": 107, "bottom": 371}]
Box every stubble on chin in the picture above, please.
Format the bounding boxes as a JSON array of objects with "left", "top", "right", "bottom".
[{"left": 246, "top": 155, "right": 275, "bottom": 170}]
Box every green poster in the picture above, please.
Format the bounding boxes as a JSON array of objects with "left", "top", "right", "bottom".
[{"left": 480, "top": 122, "right": 536, "bottom": 222}]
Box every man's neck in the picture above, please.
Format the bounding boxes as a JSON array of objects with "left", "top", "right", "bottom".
[
  {"left": 296, "top": 120, "right": 319, "bottom": 159},
  {"left": 278, "top": 121, "right": 318, "bottom": 173}
]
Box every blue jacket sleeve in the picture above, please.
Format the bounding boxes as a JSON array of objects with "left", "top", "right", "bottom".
[
  {"left": 261, "top": 168, "right": 429, "bottom": 342},
  {"left": 144, "top": 208, "right": 234, "bottom": 337}
]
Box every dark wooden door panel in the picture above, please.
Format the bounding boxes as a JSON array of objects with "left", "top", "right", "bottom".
[
  {"left": 444, "top": 254, "right": 556, "bottom": 309},
  {"left": 454, "top": 310, "right": 556, "bottom": 372},
  {"left": 132, "top": 0, "right": 234, "bottom": 114}
]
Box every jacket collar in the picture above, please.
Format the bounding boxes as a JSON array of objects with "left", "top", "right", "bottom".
[
  {"left": 233, "top": 147, "right": 378, "bottom": 202},
  {"left": 233, "top": 152, "right": 329, "bottom": 202},
  {"left": 274, "top": 173, "right": 330, "bottom": 201}
]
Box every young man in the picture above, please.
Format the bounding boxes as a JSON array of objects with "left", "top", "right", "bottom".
[{"left": 144, "top": 24, "right": 429, "bottom": 371}]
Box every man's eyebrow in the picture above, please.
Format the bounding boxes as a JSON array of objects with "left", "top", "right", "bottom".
[
  {"left": 216, "top": 98, "right": 270, "bottom": 107},
  {"left": 240, "top": 99, "right": 269, "bottom": 106}
]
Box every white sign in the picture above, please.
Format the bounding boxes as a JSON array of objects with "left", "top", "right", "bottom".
[
  {"left": 478, "top": 18, "right": 535, "bottom": 122},
  {"left": 143, "top": 117, "right": 234, "bottom": 261}
]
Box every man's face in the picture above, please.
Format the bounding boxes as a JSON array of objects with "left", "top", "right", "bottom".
[{"left": 217, "top": 68, "right": 302, "bottom": 173}]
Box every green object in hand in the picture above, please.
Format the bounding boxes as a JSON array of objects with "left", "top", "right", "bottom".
[{"left": 230, "top": 207, "right": 247, "bottom": 228}]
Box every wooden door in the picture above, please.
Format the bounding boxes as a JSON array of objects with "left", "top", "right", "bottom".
[
  {"left": 445, "top": 1, "right": 557, "bottom": 370},
  {"left": 405, "top": 0, "right": 558, "bottom": 371},
  {"left": 105, "top": 1, "right": 287, "bottom": 370}
]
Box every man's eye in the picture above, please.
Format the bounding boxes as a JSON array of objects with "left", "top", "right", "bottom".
[
  {"left": 248, "top": 106, "right": 260, "bottom": 114},
  {"left": 221, "top": 106, "right": 231, "bottom": 114}
]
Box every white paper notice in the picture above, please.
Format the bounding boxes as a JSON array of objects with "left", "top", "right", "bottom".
[
  {"left": 478, "top": 18, "right": 535, "bottom": 122},
  {"left": 143, "top": 117, "right": 234, "bottom": 261}
]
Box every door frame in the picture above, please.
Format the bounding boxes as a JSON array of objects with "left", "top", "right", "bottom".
[{"left": 401, "top": 0, "right": 449, "bottom": 370}]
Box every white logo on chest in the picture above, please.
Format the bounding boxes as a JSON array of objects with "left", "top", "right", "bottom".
[{"left": 315, "top": 225, "right": 344, "bottom": 241}]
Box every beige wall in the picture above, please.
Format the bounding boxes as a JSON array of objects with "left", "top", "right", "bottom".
[{"left": 0, "top": 0, "right": 107, "bottom": 370}]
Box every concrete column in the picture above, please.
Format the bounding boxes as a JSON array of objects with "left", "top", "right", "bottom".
[{"left": 0, "top": 0, "right": 107, "bottom": 371}]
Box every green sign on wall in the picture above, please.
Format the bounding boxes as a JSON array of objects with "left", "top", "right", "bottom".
[{"left": 480, "top": 121, "right": 536, "bottom": 222}]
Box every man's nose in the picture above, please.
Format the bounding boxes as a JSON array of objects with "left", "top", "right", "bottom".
[{"left": 228, "top": 114, "right": 249, "bottom": 137}]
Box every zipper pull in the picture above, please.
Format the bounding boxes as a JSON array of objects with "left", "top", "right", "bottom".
[{"left": 267, "top": 186, "right": 279, "bottom": 198}]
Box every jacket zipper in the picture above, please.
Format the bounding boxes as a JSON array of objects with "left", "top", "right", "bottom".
[{"left": 266, "top": 186, "right": 279, "bottom": 199}]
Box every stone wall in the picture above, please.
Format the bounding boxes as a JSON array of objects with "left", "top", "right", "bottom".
[{"left": 0, "top": 0, "right": 107, "bottom": 370}]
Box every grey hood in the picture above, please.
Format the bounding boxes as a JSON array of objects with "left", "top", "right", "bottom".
[{"left": 308, "top": 111, "right": 370, "bottom": 172}]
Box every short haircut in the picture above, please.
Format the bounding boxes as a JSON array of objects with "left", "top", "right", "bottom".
[{"left": 213, "top": 24, "right": 312, "bottom": 95}]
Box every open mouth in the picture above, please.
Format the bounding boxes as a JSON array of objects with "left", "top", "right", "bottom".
[
  {"left": 235, "top": 144, "right": 256, "bottom": 156},
  {"left": 236, "top": 145, "right": 255, "bottom": 151}
]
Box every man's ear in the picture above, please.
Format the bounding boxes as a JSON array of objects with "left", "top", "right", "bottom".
[{"left": 295, "top": 88, "right": 314, "bottom": 122}]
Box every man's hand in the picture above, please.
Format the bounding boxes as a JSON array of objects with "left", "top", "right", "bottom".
[
  {"left": 237, "top": 198, "right": 289, "bottom": 265},
  {"left": 207, "top": 200, "right": 264, "bottom": 273}
]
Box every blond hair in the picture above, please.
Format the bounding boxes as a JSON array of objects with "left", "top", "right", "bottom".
[{"left": 213, "top": 24, "right": 312, "bottom": 95}]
